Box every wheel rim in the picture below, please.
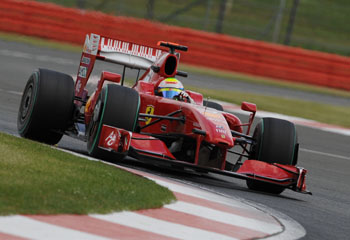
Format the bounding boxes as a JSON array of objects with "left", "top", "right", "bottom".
[
  {"left": 19, "top": 83, "right": 34, "bottom": 124},
  {"left": 93, "top": 100, "right": 101, "bottom": 122}
]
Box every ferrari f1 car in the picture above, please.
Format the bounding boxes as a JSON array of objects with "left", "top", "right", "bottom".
[{"left": 18, "top": 33, "right": 310, "bottom": 195}]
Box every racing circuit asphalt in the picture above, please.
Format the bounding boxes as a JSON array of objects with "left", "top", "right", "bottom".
[{"left": 0, "top": 39, "right": 349, "bottom": 239}]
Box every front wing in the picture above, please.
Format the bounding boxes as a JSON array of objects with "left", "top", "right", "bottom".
[{"left": 98, "top": 124, "right": 311, "bottom": 194}]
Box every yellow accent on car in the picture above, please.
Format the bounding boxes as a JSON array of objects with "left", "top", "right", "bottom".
[
  {"left": 85, "top": 96, "right": 93, "bottom": 114},
  {"left": 164, "top": 78, "right": 178, "bottom": 83},
  {"left": 145, "top": 105, "right": 155, "bottom": 125},
  {"left": 158, "top": 88, "right": 182, "bottom": 92}
]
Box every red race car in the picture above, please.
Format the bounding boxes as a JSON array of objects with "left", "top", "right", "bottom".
[{"left": 18, "top": 33, "right": 310, "bottom": 195}]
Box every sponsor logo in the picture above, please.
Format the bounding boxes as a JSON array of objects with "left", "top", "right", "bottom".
[
  {"left": 215, "top": 125, "right": 226, "bottom": 134},
  {"left": 204, "top": 112, "right": 221, "bottom": 118},
  {"left": 75, "top": 79, "right": 81, "bottom": 93},
  {"left": 203, "top": 110, "right": 226, "bottom": 124},
  {"left": 81, "top": 56, "right": 90, "bottom": 65},
  {"left": 83, "top": 34, "right": 100, "bottom": 55},
  {"left": 161, "top": 124, "right": 167, "bottom": 132},
  {"left": 221, "top": 134, "right": 226, "bottom": 139},
  {"left": 78, "top": 66, "right": 87, "bottom": 78},
  {"left": 145, "top": 105, "right": 155, "bottom": 125},
  {"left": 216, "top": 129, "right": 226, "bottom": 134},
  {"left": 106, "top": 131, "right": 117, "bottom": 146}
]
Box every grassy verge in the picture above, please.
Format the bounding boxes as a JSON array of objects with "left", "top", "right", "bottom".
[
  {"left": 0, "top": 132, "right": 175, "bottom": 215},
  {"left": 188, "top": 86, "right": 350, "bottom": 128}
]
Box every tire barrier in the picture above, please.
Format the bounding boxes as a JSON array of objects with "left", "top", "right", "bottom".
[{"left": 1, "top": 0, "right": 349, "bottom": 90}]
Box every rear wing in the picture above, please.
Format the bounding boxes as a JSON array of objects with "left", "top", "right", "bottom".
[
  {"left": 85, "top": 34, "right": 164, "bottom": 69},
  {"left": 75, "top": 33, "right": 167, "bottom": 99}
]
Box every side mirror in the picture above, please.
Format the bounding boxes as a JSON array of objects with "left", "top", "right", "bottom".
[
  {"left": 101, "top": 71, "right": 121, "bottom": 83},
  {"left": 241, "top": 102, "right": 257, "bottom": 135},
  {"left": 241, "top": 102, "right": 256, "bottom": 113},
  {"left": 97, "top": 71, "right": 121, "bottom": 91}
]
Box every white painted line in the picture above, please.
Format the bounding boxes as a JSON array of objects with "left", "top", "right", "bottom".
[
  {"left": 0, "top": 49, "right": 32, "bottom": 59},
  {"left": 0, "top": 216, "right": 109, "bottom": 240},
  {"left": 300, "top": 148, "right": 350, "bottom": 160},
  {"left": 0, "top": 89, "right": 24, "bottom": 96},
  {"left": 165, "top": 201, "right": 281, "bottom": 234},
  {"left": 0, "top": 88, "right": 22, "bottom": 95},
  {"left": 6, "top": 90, "right": 22, "bottom": 96},
  {"left": 92, "top": 212, "right": 239, "bottom": 240}
]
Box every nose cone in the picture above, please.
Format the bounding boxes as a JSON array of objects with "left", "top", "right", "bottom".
[{"left": 201, "top": 109, "right": 233, "bottom": 147}]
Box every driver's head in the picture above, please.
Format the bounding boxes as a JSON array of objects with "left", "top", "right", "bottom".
[{"left": 157, "top": 78, "right": 184, "bottom": 99}]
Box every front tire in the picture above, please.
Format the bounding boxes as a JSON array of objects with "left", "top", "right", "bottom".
[
  {"left": 17, "top": 69, "right": 75, "bottom": 145},
  {"left": 247, "top": 118, "right": 299, "bottom": 194},
  {"left": 87, "top": 84, "right": 140, "bottom": 161}
]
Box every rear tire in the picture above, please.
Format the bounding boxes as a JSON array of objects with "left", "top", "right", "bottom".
[
  {"left": 87, "top": 84, "right": 140, "bottom": 161},
  {"left": 203, "top": 100, "right": 224, "bottom": 111},
  {"left": 247, "top": 118, "right": 299, "bottom": 194},
  {"left": 17, "top": 69, "right": 75, "bottom": 145}
]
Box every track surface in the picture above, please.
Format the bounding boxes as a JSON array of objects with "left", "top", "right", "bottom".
[{"left": 1, "top": 40, "right": 349, "bottom": 239}]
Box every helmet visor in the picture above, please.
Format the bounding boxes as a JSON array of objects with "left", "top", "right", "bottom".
[{"left": 159, "top": 88, "right": 183, "bottom": 99}]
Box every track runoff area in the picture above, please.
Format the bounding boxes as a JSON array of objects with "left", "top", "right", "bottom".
[{"left": 0, "top": 149, "right": 306, "bottom": 240}]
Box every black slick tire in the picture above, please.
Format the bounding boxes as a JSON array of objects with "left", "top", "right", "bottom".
[
  {"left": 17, "top": 69, "right": 75, "bottom": 145},
  {"left": 87, "top": 84, "right": 140, "bottom": 161},
  {"left": 247, "top": 117, "right": 299, "bottom": 194}
]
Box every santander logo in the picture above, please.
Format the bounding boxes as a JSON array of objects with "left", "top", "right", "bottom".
[{"left": 106, "top": 131, "right": 117, "bottom": 146}]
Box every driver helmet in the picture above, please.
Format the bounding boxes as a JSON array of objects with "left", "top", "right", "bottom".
[{"left": 157, "top": 78, "right": 184, "bottom": 99}]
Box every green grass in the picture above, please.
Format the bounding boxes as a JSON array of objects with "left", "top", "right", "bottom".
[
  {"left": 188, "top": 86, "right": 350, "bottom": 128},
  {"left": 0, "top": 132, "right": 175, "bottom": 215}
]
